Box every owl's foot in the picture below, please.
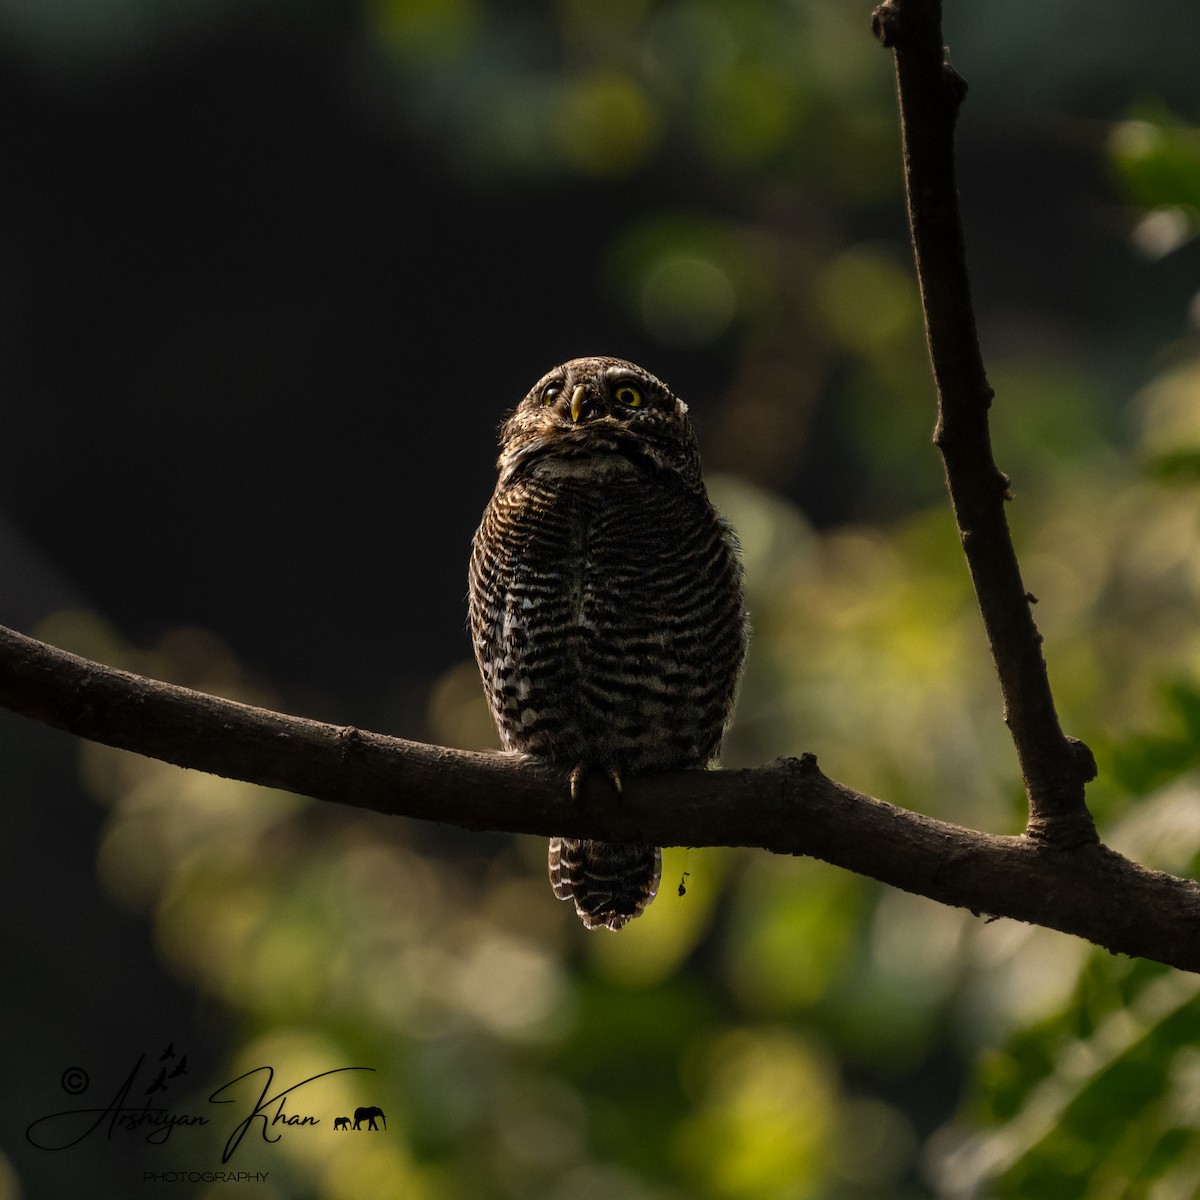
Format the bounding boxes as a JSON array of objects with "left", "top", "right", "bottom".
[{"left": 568, "top": 764, "right": 623, "bottom": 802}]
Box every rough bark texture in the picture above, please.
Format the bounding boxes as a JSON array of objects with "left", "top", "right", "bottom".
[{"left": 1, "top": 624, "right": 1198, "bottom": 971}]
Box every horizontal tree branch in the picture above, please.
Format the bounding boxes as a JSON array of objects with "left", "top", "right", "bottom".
[{"left": 2, "top": 622, "right": 1199, "bottom": 970}]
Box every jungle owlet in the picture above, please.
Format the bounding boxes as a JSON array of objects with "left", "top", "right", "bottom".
[{"left": 469, "top": 357, "right": 747, "bottom": 931}]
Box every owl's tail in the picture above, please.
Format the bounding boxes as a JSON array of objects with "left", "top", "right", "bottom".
[{"left": 548, "top": 838, "right": 662, "bottom": 931}]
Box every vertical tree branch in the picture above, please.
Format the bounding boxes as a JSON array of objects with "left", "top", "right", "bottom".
[{"left": 872, "top": 0, "right": 1098, "bottom": 847}]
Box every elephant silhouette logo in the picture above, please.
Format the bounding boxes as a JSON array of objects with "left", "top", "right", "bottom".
[
  {"left": 352, "top": 1106, "right": 386, "bottom": 1131},
  {"left": 333, "top": 1116, "right": 351, "bottom": 1131}
]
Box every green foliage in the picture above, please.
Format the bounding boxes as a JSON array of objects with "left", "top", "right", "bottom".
[
  {"left": 926, "top": 102, "right": 1200, "bottom": 1193},
  {"left": 1111, "top": 109, "right": 1200, "bottom": 225}
]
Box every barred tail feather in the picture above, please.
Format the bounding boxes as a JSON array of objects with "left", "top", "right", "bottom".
[{"left": 548, "top": 838, "right": 662, "bottom": 931}]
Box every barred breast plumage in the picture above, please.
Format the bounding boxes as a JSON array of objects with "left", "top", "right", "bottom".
[{"left": 468, "top": 356, "right": 747, "bottom": 931}]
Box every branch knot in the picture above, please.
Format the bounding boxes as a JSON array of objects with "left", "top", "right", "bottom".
[
  {"left": 1067, "top": 736, "right": 1098, "bottom": 784},
  {"left": 870, "top": 1, "right": 903, "bottom": 48}
]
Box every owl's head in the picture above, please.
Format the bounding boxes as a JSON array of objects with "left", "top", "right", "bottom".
[{"left": 496, "top": 356, "right": 702, "bottom": 489}]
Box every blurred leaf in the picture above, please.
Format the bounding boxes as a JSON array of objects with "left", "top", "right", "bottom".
[
  {"left": 603, "top": 213, "right": 771, "bottom": 346},
  {"left": 555, "top": 72, "right": 662, "bottom": 177},
  {"left": 675, "top": 1027, "right": 837, "bottom": 1199},
  {"left": 1111, "top": 110, "right": 1200, "bottom": 217},
  {"left": 1136, "top": 359, "right": 1200, "bottom": 476}
]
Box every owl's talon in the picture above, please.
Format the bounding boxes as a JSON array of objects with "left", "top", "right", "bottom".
[
  {"left": 569, "top": 764, "right": 587, "bottom": 803},
  {"left": 568, "top": 764, "right": 623, "bottom": 802}
]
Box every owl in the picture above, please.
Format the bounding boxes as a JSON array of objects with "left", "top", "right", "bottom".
[{"left": 469, "top": 356, "right": 747, "bottom": 930}]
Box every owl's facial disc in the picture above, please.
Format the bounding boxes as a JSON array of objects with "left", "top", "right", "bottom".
[
  {"left": 498, "top": 357, "right": 701, "bottom": 489},
  {"left": 539, "top": 370, "right": 658, "bottom": 428}
]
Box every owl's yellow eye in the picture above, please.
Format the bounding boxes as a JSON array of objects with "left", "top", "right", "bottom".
[
  {"left": 614, "top": 384, "right": 643, "bottom": 408},
  {"left": 541, "top": 383, "right": 562, "bottom": 406}
]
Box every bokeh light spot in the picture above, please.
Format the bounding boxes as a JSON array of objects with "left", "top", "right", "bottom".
[
  {"left": 640, "top": 254, "right": 736, "bottom": 346},
  {"left": 555, "top": 73, "right": 661, "bottom": 177}
]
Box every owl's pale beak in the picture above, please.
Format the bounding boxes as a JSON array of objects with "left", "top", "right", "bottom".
[{"left": 570, "top": 384, "right": 586, "bottom": 424}]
